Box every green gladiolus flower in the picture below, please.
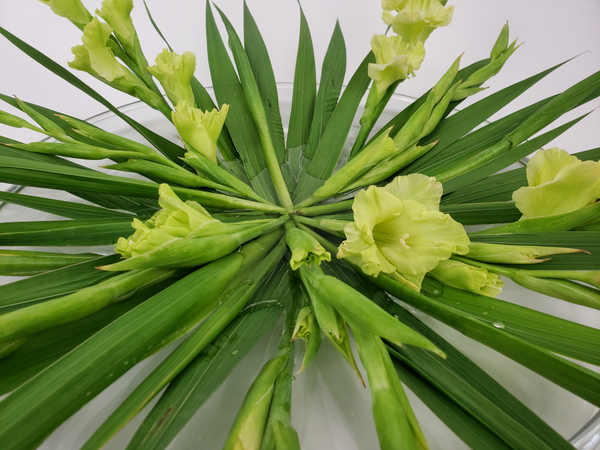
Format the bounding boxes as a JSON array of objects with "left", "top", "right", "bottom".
[
  {"left": 172, "top": 101, "right": 229, "bottom": 163},
  {"left": 512, "top": 147, "right": 600, "bottom": 219},
  {"left": 148, "top": 49, "right": 196, "bottom": 107},
  {"left": 429, "top": 259, "right": 504, "bottom": 297},
  {"left": 68, "top": 16, "right": 154, "bottom": 104},
  {"left": 337, "top": 174, "right": 470, "bottom": 290},
  {"left": 115, "top": 183, "right": 219, "bottom": 258},
  {"left": 38, "top": 0, "right": 92, "bottom": 28},
  {"left": 96, "top": 0, "right": 135, "bottom": 56},
  {"left": 382, "top": 0, "right": 454, "bottom": 49},
  {"left": 285, "top": 228, "right": 331, "bottom": 271},
  {"left": 368, "top": 34, "right": 425, "bottom": 105}
]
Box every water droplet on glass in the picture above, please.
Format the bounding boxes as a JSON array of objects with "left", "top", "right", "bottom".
[
  {"left": 291, "top": 375, "right": 296, "bottom": 382},
  {"left": 493, "top": 321, "right": 505, "bottom": 329},
  {"left": 232, "top": 349, "right": 239, "bottom": 355},
  {"left": 483, "top": 311, "right": 488, "bottom": 315},
  {"left": 490, "top": 306, "right": 495, "bottom": 309}
]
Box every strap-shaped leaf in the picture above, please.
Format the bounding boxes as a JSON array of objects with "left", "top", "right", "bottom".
[
  {"left": 439, "top": 202, "right": 521, "bottom": 225},
  {"left": 205, "top": 2, "right": 277, "bottom": 203},
  {"left": 371, "top": 273, "right": 600, "bottom": 408},
  {"left": 286, "top": 5, "right": 316, "bottom": 156},
  {"left": 0, "top": 280, "right": 173, "bottom": 396},
  {"left": 302, "top": 21, "right": 346, "bottom": 163},
  {"left": 0, "top": 218, "right": 133, "bottom": 246},
  {"left": 244, "top": 2, "right": 285, "bottom": 164},
  {"left": 0, "top": 251, "right": 244, "bottom": 450},
  {"left": 0, "top": 191, "right": 134, "bottom": 220},
  {"left": 124, "top": 263, "right": 291, "bottom": 450},
  {"left": 421, "top": 277, "right": 600, "bottom": 366},
  {"left": 0, "top": 254, "right": 118, "bottom": 311}
]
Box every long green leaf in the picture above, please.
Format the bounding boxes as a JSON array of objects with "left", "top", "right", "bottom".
[
  {"left": 422, "top": 277, "right": 600, "bottom": 365},
  {"left": 0, "top": 191, "right": 134, "bottom": 220},
  {"left": 439, "top": 202, "right": 521, "bottom": 225},
  {"left": 301, "top": 21, "right": 346, "bottom": 163},
  {"left": 0, "top": 249, "right": 99, "bottom": 276},
  {"left": 0, "top": 254, "right": 119, "bottom": 311},
  {"left": 244, "top": 2, "right": 285, "bottom": 164},
  {"left": 205, "top": 2, "right": 277, "bottom": 203},
  {"left": 370, "top": 272, "right": 600, "bottom": 408},
  {"left": 286, "top": 5, "right": 316, "bottom": 174},
  {"left": 324, "top": 254, "right": 573, "bottom": 450},
  {"left": 0, "top": 279, "right": 174, "bottom": 395},
  {"left": 125, "top": 263, "right": 291, "bottom": 450},
  {"left": 81, "top": 235, "right": 288, "bottom": 450},
  {"left": 0, "top": 251, "right": 245, "bottom": 450},
  {"left": 0, "top": 218, "right": 133, "bottom": 246}
]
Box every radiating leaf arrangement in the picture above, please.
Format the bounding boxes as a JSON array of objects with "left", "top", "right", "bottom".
[{"left": 0, "top": 0, "right": 599, "bottom": 449}]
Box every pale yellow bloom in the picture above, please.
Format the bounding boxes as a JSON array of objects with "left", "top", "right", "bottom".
[
  {"left": 148, "top": 49, "right": 196, "bottom": 107},
  {"left": 172, "top": 101, "right": 229, "bottom": 164},
  {"left": 512, "top": 148, "right": 600, "bottom": 219},
  {"left": 96, "top": 0, "right": 135, "bottom": 56},
  {"left": 382, "top": 0, "right": 454, "bottom": 48},
  {"left": 338, "top": 174, "right": 470, "bottom": 290},
  {"left": 115, "top": 184, "right": 219, "bottom": 258},
  {"left": 369, "top": 34, "right": 425, "bottom": 104},
  {"left": 38, "top": 0, "right": 92, "bottom": 28}
]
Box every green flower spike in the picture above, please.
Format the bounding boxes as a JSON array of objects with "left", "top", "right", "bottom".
[
  {"left": 368, "top": 34, "right": 425, "bottom": 106},
  {"left": 338, "top": 174, "right": 470, "bottom": 291},
  {"left": 148, "top": 49, "right": 196, "bottom": 108},
  {"left": 38, "top": 0, "right": 92, "bottom": 29},
  {"left": 382, "top": 0, "right": 454, "bottom": 49},
  {"left": 96, "top": 0, "right": 135, "bottom": 56},
  {"left": 429, "top": 259, "right": 504, "bottom": 297},
  {"left": 172, "top": 101, "right": 230, "bottom": 163},
  {"left": 512, "top": 147, "right": 600, "bottom": 219},
  {"left": 69, "top": 17, "right": 167, "bottom": 114}
]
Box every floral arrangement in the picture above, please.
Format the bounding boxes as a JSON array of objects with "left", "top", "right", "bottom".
[{"left": 0, "top": 1, "right": 599, "bottom": 449}]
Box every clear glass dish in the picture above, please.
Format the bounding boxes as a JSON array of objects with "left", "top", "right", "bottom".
[{"left": 1, "top": 84, "right": 599, "bottom": 450}]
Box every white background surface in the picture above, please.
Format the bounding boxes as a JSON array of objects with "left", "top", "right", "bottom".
[
  {"left": 0, "top": 0, "right": 599, "bottom": 153},
  {"left": 0, "top": 1, "right": 599, "bottom": 449}
]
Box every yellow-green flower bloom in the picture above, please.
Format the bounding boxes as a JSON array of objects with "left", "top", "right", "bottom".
[
  {"left": 69, "top": 17, "right": 142, "bottom": 85},
  {"left": 512, "top": 147, "right": 600, "bottom": 219},
  {"left": 172, "top": 101, "right": 229, "bottom": 163},
  {"left": 382, "top": 0, "right": 454, "bottom": 49},
  {"left": 96, "top": 0, "right": 135, "bottom": 56},
  {"left": 148, "top": 49, "right": 196, "bottom": 107},
  {"left": 429, "top": 259, "right": 504, "bottom": 297},
  {"left": 337, "top": 174, "right": 470, "bottom": 289},
  {"left": 286, "top": 228, "right": 331, "bottom": 271},
  {"left": 38, "top": 0, "right": 92, "bottom": 28},
  {"left": 369, "top": 34, "right": 425, "bottom": 104},
  {"left": 115, "top": 184, "right": 219, "bottom": 258}
]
